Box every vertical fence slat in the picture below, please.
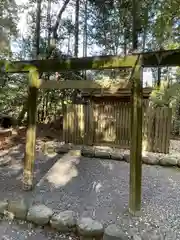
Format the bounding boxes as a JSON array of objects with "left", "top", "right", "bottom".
[{"left": 63, "top": 101, "right": 171, "bottom": 153}]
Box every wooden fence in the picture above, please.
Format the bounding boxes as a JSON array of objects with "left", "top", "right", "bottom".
[{"left": 63, "top": 102, "right": 172, "bottom": 153}]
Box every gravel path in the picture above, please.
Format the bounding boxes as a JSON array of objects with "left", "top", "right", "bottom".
[
  {"left": 0, "top": 140, "right": 180, "bottom": 238},
  {"left": 0, "top": 143, "right": 62, "bottom": 201},
  {"left": 33, "top": 154, "right": 180, "bottom": 239},
  {"left": 0, "top": 219, "right": 78, "bottom": 240}
]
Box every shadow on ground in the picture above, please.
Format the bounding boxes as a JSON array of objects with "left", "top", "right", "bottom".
[
  {"left": 0, "top": 146, "right": 180, "bottom": 237},
  {"left": 0, "top": 143, "right": 63, "bottom": 202},
  {"left": 30, "top": 152, "right": 180, "bottom": 237}
]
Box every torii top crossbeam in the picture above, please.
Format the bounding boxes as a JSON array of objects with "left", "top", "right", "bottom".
[{"left": 0, "top": 48, "right": 180, "bottom": 73}]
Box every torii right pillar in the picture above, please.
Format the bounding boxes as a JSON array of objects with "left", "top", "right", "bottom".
[{"left": 129, "top": 56, "right": 143, "bottom": 215}]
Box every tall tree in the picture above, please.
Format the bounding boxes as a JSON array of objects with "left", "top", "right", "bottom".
[
  {"left": 35, "top": 0, "right": 42, "bottom": 58},
  {"left": 74, "top": 0, "right": 80, "bottom": 56}
]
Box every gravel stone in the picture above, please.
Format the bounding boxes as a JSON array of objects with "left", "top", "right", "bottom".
[
  {"left": 0, "top": 155, "right": 12, "bottom": 167},
  {"left": 0, "top": 200, "right": 8, "bottom": 214},
  {"left": 27, "top": 204, "right": 53, "bottom": 225},
  {"left": 77, "top": 217, "right": 103, "bottom": 237},
  {"left": 0, "top": 219, "right": 79, "bottom": 239},
  {"left": 2, "top": 139, "right": 180, "bottom": 238},
  {"left": 8, "top": 199, "right": 29, "bottom": 220},
  {"left": 81, "top": 146, "right": 95, "bottom": 157},
  {"left": 103, "top": 224, "right": 128, "bottom": 240},
  {"left": 133, "top": 235, "right": 142, "bottom": 240},
  {"left": 123, "top": 152, "right": 130, "bottom": 162},
  {"left": 50, "top": 210, "right": 77, "bottom": 232},
  {"left": 56, "top": 143, "right": 73, "bottom": 154}
]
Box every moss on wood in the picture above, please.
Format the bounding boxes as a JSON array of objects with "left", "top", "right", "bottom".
[
  {"left": 129, "top": 57, "right": 143, "bottom": 215},
  {"left": 23, "top": 69, "right": 39, "bottom": 191},
  {"left": 1, "top": 49, "right": 179, "bottom": 75},
  {"left": 1, "top": 55, "right": 137, "bottom": 73}
]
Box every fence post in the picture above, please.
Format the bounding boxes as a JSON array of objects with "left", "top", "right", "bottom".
[
  {"left": 88, "top": 103, "right": 94, "bottom": 145},
  {"left": 129, "top": 56, "right": 143, "bottom": 215}
]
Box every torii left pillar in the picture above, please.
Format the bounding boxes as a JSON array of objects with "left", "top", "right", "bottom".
[
  {"left": 23, "top": 68, "right": 39, "bottom": 190},
  {"left": 129, "top": 57, "right": 143, "bottom": 215}
]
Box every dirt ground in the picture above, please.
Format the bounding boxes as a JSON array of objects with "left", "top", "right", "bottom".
[{"left": 0, "top": 124, "right": 63, "bottom": 151}]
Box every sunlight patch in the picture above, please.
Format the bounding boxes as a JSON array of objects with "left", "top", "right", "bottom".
[{"left": 46, "top": 160, "right": 78, "bottom": 188}]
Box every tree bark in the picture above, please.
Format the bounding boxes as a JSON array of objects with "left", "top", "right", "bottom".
[
  {"left": 132, "top": 0, "right": 138, "bottom": 50},
  {"left": 23, "top": 0, "right": 42, "bottom": 190},
  {"left": 23, "top": 85, "right": 38, "bottom": 190},
  {"left": 52, "top": 0, "right": 71, "bottom": 39},
  {"left": 35, "top": 0, "right": 42, "bottom": 58},
  {"left": 74, "top": 0, "right": 80, "bottom": 57}
]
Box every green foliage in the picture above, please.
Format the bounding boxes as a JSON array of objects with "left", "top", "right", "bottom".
[
  {"left": 150, "top": 81, "right": 180, "bottom": 107},
  {"left": 0, "top": 0, "right": 179, "bottom": 126},
  {"left": 0, "top": 0, "right": 18, "bottom": 57}
]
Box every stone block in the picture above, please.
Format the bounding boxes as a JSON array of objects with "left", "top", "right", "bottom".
[
  {"left": 50, "top": 210, "right": 76, "bottom": 232},
  {"left": 159, "top": 155, "right": 178, "bottom": 167},
  {"left": 142, "top": 153, "right": 159, "bottom": 165},
  {"left": 94, "top": 149, "right": 110, "bottom": 159},
  {"left": 0, "top": 200, "right": 8, "bottom": 215},
  {"left": 27, "top": 204, "right": 53, "bottom": 226},
  {"left": 8, "top": 199, "right": 29, "bottom": 220},
  {"left": 77, "top": 217, "right": 103, "bottom": 239},
  {"left": 56, "top": 143, "right": 73, "bottom": 154},
  {"left": 110, "top": 150, "right": 124, "bottom": 161},
  {"left": 141, "top": 229, "right": 163, "bottom": 239},
  {"left": 103, "top": 224, "right": 128, "bottom": 240},
  {"left": 123, "top": 152, "right": 130, "bottom": 163},
  {"left": 81, "top": 146, "right": 95, "bottom": 158}
]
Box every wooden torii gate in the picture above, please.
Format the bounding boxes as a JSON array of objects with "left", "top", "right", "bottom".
[{"left": 0, "top": 48, "right": 180, "bottom": 215}]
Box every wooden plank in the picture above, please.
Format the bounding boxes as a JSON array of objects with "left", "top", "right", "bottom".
[
  {"left": 129, "top": 57, "right": 143, "bottom": 215},
  {"left": 146, "top": 106, "right": 155, "bottom": 152},
  {"left": 142, "top": 48, "right": 180, "bottom": 67},
  {"left": 63, "top": 107, "right": 68, "bottom": 143},
  {"left": 154, "top": 108, "right": 161, "bottom": 152},
  {"left": 81, "top": 87, "right": 152, "bottom": 97},
  {"left": 39, "top": 79, "right": 130, "bottom": 90},
  {"left": 83, "top": 104, "right": 89, "bottom": 145},
  {"left": 23, "top": 69, "right": 39, "bottom": 191},
  {"left": 165, "top": 108, "right": 172, "bottom": 153},
  {"left": 88, "top": 103, "right": 94, "bottom": 145},
  {"left": 1, "top": 55, "right": 136, "bottom": 73},
  {"left": 1, "top": 49, "right": 179, "bottom": 74}
]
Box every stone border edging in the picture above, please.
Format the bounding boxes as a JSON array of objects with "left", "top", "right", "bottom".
[
  {"left": 56, "top": 143, "right": 180, "bottom": 168},
  {"left": 80, "top": 146, "right": 180, "bottom": 168},
  {"left": 0, "top": 199, "right": 163, "bottom": 240}
]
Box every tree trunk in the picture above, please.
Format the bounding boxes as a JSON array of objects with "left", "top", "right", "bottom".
[
  {"left": 47, "top": 0, "right": 51, "bottom": 55},
  {"left": 132, "top": 0, "right": 138, "bottom": 50},
  {"left": 83, "top": 0, "right": 88, "bottom": 78},
  {"left": 52, "top": 0, "right": 71, "bottom": 39},
  {"left": 74, "top": 0, "right": 79, "bottom": 57},
  {"left": 157, "top": 67, "right": 161, "bottom": 88},
  {"left": 35, "top": 0, "right": 42, "bottom": 58}
]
